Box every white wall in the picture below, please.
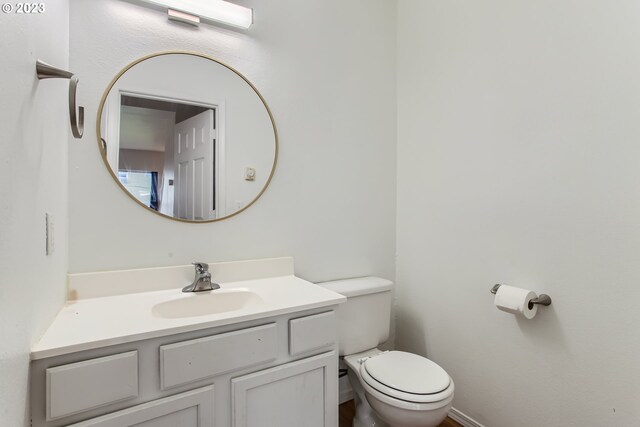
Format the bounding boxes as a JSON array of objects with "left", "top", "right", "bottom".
[
  {"left": 396, "top": 1, "right": 640, "bottom": 426},
  {"left": 119, "top": 149, "right": 165, "bottom": 174},
  {"left": 0, "top": 3, "right": 69, "bottom": 425},
  {"left": 68, "top": 0, "right": 397, "bottom": 282}
]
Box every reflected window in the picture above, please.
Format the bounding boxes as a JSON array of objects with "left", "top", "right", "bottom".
[{"left": 118, "top": 170, "right": 158, "bottom": 210}]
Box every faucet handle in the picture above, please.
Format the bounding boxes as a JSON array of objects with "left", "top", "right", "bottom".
[{"left": 192, "top": 262, "right": 209, "bottom": 274}]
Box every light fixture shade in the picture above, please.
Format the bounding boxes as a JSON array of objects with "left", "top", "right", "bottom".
[{"left": 138, "top": 0, "right": 253, "bottom": 29}]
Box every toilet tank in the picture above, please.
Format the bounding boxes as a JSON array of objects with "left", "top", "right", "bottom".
[{"left": 319, "top": 277, "right": 393, "bottom": 356}]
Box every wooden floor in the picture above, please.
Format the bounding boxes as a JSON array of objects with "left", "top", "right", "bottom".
[{"left": 339, "top": 400, "right": 461, "bottom": 427}]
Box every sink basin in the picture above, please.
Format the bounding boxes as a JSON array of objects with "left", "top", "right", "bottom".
[{"left": 152, "top": 289, "right": 263, "bottom": 319}]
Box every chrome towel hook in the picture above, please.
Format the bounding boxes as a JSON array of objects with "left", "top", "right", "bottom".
[{"left": 36, "top": 59, "right": 84, "bottom": 139}]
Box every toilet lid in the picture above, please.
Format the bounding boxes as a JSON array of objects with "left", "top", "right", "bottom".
[{"left": 363, "top": 351, "right": 450, "bottom": 395}]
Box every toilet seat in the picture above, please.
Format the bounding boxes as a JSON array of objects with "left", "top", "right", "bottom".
[{"left": 360, "top": 351, "right": 453, "bottom": 404}]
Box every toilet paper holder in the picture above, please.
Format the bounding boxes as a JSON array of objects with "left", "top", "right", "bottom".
[{"left": 490, "top": 284, "right": 552, "bottom": 306}]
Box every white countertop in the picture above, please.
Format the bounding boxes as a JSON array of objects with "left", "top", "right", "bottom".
[{"left": 32, "top": 275, "right": 345, "bottom": 360}]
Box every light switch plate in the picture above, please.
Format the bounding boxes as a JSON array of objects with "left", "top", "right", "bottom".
[{"left": 45, "top": 213, "right": 55, "bottom": 256}]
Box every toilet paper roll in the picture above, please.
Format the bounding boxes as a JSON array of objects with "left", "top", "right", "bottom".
[{"left": 494, "top": 285, "right": 538, "bottom": 319}]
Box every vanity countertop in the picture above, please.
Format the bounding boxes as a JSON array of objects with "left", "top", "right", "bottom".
[{"left": 31, "top": 274, "right": 345, "bottom": 360}]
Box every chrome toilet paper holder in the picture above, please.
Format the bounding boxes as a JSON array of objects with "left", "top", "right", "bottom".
[{"left": 490, "top": 284, "right": 552, "bottom": 306}]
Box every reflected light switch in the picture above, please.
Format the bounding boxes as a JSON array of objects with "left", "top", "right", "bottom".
[{"left": 244, "top": 167, "right": 256, "bottom": 181}]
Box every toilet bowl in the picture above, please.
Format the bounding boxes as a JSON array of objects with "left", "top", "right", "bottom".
[
  {"left": 319, "top": 277, "right": 454, "bottom": 427},
  {"left": 345, "top": 349, "right": 453, "bottom": 427}
]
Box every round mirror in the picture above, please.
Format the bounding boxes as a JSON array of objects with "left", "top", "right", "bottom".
[{"left": 98, "top": 52, "right": 277, "bottom": 222}]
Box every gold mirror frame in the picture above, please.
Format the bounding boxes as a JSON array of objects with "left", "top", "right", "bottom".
[{"left": 96, "top": 51, "right": 278, "bottom": 223}]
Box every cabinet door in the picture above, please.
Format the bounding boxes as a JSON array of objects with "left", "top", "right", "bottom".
[
  {"left": 231, "top": 351, "right": 337, "bottom": 427},
  {"left": 66, "top": 386, "right": 214, "bottom": 427}
]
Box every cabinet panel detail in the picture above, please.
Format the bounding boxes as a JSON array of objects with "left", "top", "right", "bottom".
[
  {"left": 231, "top": 351, "right": 337, "bottom": 427},
  {"left": 160, "top": 323, "right": 277, "bottom": 389},
  {"left": 289, "top": 311, "right": 336, "bottom": 356},
  {"left": 66, "top": 385, "right": 214, "bottom": 427},
  {"left": 46, "top": 351, "right": 138, "bottom": 420}
]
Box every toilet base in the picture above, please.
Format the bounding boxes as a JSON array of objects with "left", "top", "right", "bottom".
[
  {"left": 348, "top": 365, "right": 389, "bottom": 427},
  {"left": 364, "top": 390, "right": 452, "bottom": 427}
]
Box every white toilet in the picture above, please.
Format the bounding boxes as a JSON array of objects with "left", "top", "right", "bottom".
[{"left": 320, "top": 277, "right": 454, "bottom": 427}]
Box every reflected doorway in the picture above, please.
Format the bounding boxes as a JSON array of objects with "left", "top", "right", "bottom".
[{"left": 113, "top": 94, "right": 223, "bottom": 220}]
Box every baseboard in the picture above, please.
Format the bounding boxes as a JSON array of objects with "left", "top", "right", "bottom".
[
  {"left": 339, "top": 377, "right": 353, "bottom": 404},
  {"left": 449, "top": 407, "right": 486, "bottom": 427},
  {"left": 339, "top": 388, "right": 353, "bottom": 404}
]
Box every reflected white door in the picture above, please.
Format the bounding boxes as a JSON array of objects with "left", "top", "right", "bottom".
[{"left": 174, "top": 110, "right": 215, "bottom": 220}]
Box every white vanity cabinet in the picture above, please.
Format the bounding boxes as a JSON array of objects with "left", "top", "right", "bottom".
[{"left": 30, "top": 309, "right": 338, "bottom": 427}]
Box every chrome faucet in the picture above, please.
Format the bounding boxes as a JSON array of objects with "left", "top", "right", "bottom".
[{"left": 182, "top": 262, "right": 220, "bottom": 293}]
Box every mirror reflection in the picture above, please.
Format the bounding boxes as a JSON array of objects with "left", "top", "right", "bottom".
[{"left": 99, "top": 52, "right": 277, "bottom": 222}]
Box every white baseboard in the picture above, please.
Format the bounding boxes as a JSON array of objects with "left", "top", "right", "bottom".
[
  {"left": 449, "top": 407, "right": 486, "bottom": 427},
  {"left": 339, "top": 388, "right": 353, "bottom": 404},
  {"left": 339, "top": 374, "right": 353, "bottom": 404}
]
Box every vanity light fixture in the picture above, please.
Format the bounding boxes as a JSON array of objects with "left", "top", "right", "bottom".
[{"left": 135, "top": 0, "right": 253, "bottom": 29}]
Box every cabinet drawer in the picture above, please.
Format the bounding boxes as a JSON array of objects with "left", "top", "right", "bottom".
[
  {"left": 289, "top": 311, "right": 336, "bottom": 356},
  {"left": 46, "top": 351, "right": 138, "bottom": 420},
  {"left": 66, "top": 385, "right": 214, "bottom": 427},
  {"left": 160, "top": 323, "right": 278, "bottom": 390}
]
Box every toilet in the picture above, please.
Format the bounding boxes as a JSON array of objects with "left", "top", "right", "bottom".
[{"left": 320, "top": 277, "right": 454, "bottom": 427}]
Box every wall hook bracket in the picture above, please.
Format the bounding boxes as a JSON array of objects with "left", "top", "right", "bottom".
[{"left": 36, "top": 59, "right": 84, "bottom": 139}]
